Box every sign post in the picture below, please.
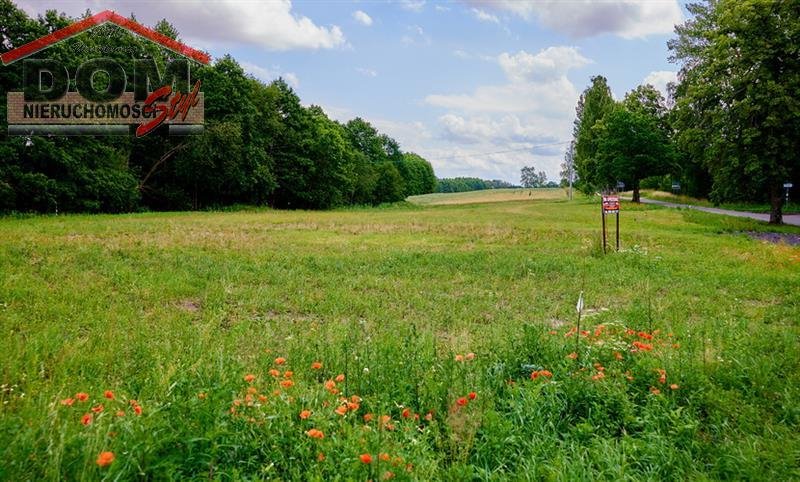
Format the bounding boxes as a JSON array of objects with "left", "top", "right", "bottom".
[
  {"left": 784, "top": 183, "right": 793, "bottom": 208},
  {"left": 601, "top": 194, "right": 620, "bottom": 253}
]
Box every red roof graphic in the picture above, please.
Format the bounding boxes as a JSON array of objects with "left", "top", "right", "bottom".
[{"left": 1, "top": 10, "right": 210, "bottom": 65}]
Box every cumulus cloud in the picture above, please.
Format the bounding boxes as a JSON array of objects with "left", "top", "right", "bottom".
[
  {"left": 466, "top": 0, "right": 683, "bottom": 38},
  {"left": 471, "top": 8, "right": 499, "bottom": 23},
  {"left": 643, "top": 70, "right": 678, "bottom": 97},
  {"left": 424, "top": 45, "right": 590, "bottom": 180},
  {"left": 16, "top": 0, "right": 345, "bottom": 51},
  {"left": 498, "top": 47, "right": 590, "bottom": 83},
  {"left": 240, "top": 61, "right": 299, "bottom": 88},
  {"left": 352, "top": 10, "right": 373, "bottom": 26}
]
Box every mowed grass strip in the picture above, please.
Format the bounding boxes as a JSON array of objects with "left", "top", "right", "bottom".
[{"left": 0, "top": 197, "right": 798, "bottom": 480}]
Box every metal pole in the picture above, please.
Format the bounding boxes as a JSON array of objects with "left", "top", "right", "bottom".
[
  {"left": 601, "top": 204, "right": 607, "bottom": 254},
  {"left": 615, "top": 211, "right": 619, "bottom": 251}
]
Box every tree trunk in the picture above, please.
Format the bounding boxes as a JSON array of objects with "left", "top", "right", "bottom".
[
  {"left": 632, "top": 179, "right": 640, "bottom": 203},
  {"left": 769, "top": 183, "right": 783, "bottom": 224}
]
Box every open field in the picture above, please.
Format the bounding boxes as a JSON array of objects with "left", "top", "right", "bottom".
[
  {"left": 1, "top": 196, "right": 799, "bottom": 480},
  {"left": 407, "top": 188, "right": 567, "bottom": 206}
]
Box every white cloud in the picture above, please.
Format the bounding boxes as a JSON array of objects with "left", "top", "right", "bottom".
[
  {"left": 352, "top": 10, "right": 373, "bottom": 26},
  {"left": 398, "top": 0, "right": 426, "bottom": 12},
  {"left": 471, "top": 8, "right": 499, "bottom": 24},
  {"left": 241, "top": 61, "right": 299, "bottom": 88},
  {"left": 17, "top": 0, "right": 345, "bottom": 51},
  {"left": 643, "top": 70, "right": 678, "bottom": 97},
  {"left": 356, "top": 67, "right": 378, "bottom": 77},
  {"left": 423, "top": 45, "right": 591, "bottom": 180},
  {"left": 401, "top": 25, "right": 431, "bottom": 45},
  {"left": 498, "top": 47, "right": 590, "bottom": 83},
  {"left": 467, "top": 0, "right": 683, "bottom": 38}
]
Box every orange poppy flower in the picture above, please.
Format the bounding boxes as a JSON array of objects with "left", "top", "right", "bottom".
[
  {"left": 132, "top": 404, "right": 142, "bottom": 415},
  {"left": 75, "top": 392, "right": 89, "bottom": 402},
  {"left": 244, "top": 374, "right": 256, "bottom": 383},
  {"left": 383, "top": 471, "right": 396, "bottom": 480},
  {"left": 60, "top": 398, "right": 74, "bottom": 406},
  {"left": 306, "top": 428, "right": 324, "bottom": 439},
  {"left": 258, "top": 395, "right": 268, "bottom": 402},
  {"left": 650, "top": 386, "right": 661, "bottom": 395},
  {"left": 632, "top": 341, "right": 653, "bottom": 351},
  {"left": 591, "top": 372, "right": 605, "bottom": 381},
  {"left": 380, "top": 415, "right": 391, "bottom": 425},
  {"left": 198, "top": 392, "right": 207, "bottom": 400},
  {"left": 454, "top": 354, "right": 464, "bottom": 362},
  {"left": 116, "top": 410, "right": 125, "bottom": 417},
  {"left": 456, "top": 397, "right": 468, "bottom": 407},
  {"left": 401, "top": 408, "right": 411, "bottom": 418},
  {"left": 283, "top": 371, "right": 293, "bottom": 379},
  {"left": 317, "top": 452, "right": 325, "bottom": 461},
  {"left": 335, "top": 374, "right": 345, "bottom": 383},
  {"left": 539, "top": 370, "right": 553, "bottom": 378},
  {"left": 347, "top": 402, "right": 360, "bottom": 411},
  {"left": 269, "top": 369, "right": 280, "bottom": 377},
  {"left": 275, "top": 357, "right": 286, "bottom": 365},
  {"left": 670, "top": 384, "right": 679, "bottom": 390},
  {"left": 300, "top": 409, "right": 311, "bottom": 419},
  {"left": 424, "top": 411, "right": 434, "bottom": 421},
  {"left": 360, "top": 453, "right": 373, "bottom": 464},
  {"left": 96, "top": 451, "right": 114, "bottom": 467},
  {"left": 379, "top": 452, "right": 391, "bottom": 462},
  {"left": 103, "top": 390, "right": 114, "bottom": 400},
  {"left": 614, "top": 351, "right": 624, "bottom": 361},
  {"left": 91, "top": 404, "right": 104, "bottom": 413},
  {"left": 638, "top": 331, "right": 653, "bottom": 340},
  {"left": 465, "top": 352, "right": 475, "bottom": 361},
  {"left": 311, "top": 361, "right": 323, "bottom": 370},
  {"left": 567, "top": 352, "right": 578, "bottom": 360},
  {"left": 334, "top": 405, "right": 348, "bottom": 416},
  {"left": 81, "top": 413, "right": 92, "bottom": 426},
  {"left": 280, "top": 380, "right": 294, "bottom": 388}
]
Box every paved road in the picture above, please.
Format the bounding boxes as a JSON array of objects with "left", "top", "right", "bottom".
[{"left": 638, "top": 198, "right": 800, "bottom": 227}]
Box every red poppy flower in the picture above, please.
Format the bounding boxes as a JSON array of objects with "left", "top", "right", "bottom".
[
  {"left": 91, "top": 404, "right": 104, "bottom": 413},
  {"left": 335, "top": 374, "right": 345, "bottom": 383},
  {"left": 401, "top": 408, "right": 411, "bottom": 418},
  {"left": 75, "top": 392, "right": 89, "bottom": 402},
  {"left": 81, "top": 413, "right": 92, "bottom": 426},
  {"left": 275, "top": 357, "right": 286, "bottom": 365},
  {"left": 363, "top": 413, "right": 374, "bottom": 422},
  {"left": 280, "top": 380, "right": 294, "bottom": 388},
  {"left": 306, "top": 428, "right": 324, "bottom": 439},
  {"left": 456, "top": 397, "right": 468, "bottom": 407},
  {"left": 468, "top": 392, "right": 477, "bottom": 400},
  {"left": 360, "top": 453, "right": 373, "bottom": 464},
  {"left": 96, "top": 451, "right": 114, "bottom": 467},
  {"left": 311, "top": 361, "right": 323, "bottom": 370},
  {"left": 60, "top": 398, "right": 74, "bottom": 406},
  {"left": 299, "top": 409, "right": 311, "bottom": 419},
  {"left": 379, "top": 452, "right": 391, "bottom": 462}
]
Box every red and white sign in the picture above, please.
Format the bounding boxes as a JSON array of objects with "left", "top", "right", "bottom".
[{"left": 602, "top": 195, "right": 620, "bottom": 213}]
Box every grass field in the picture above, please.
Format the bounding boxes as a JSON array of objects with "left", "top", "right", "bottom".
[
  {"left": 1, "top": 194, "right": 799, "bottom": 480},
  {"left": 408, "top": 188, "right": 567, "bottom": 206}
]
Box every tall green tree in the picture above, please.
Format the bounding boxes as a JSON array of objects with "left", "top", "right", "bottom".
[
  {"left": 669, "top": 0, "right": 800, "bottom": 224},
  {"left": 573, "top": 75, "right": 615, "bottom": 191},
  {"left": 593, "top": 105, "right": 676, "bottom": 202}
]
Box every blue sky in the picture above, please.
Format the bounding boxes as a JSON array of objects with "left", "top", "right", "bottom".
[{"left": 17, "top": 0, "right": 688, "bottom": 184}]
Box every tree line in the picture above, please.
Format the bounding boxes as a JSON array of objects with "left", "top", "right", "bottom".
[
  {"left": 435, "top": 177, "right": 518, "bottom": 193},
  {"left": 0, "top": 3, "right": 437, "bottom": 213},
  {"left": 563, "top": 0, "right": 798, "bottom": 224}
]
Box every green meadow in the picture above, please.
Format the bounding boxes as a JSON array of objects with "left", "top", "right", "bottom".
[{"left": 1, "top": 193, "right": 799, "bottom": 480}]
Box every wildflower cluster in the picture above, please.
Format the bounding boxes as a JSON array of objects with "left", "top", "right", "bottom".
[{"left": 57, "top": 389, "right": 144, "bottom": 469}]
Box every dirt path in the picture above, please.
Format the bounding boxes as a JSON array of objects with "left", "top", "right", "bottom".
[{"left": 638, "top": 198, "right": 800, "bottom": 227}]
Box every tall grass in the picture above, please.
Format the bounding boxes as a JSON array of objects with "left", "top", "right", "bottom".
[{"left": 0, "top": 197, "right": 798, "bottom": 479}]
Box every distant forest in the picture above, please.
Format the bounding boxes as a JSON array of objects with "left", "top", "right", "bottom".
[
  {"left": 435, "top": 177, "right": 519, "bottom": 193},
  {"left": 0, "top": 4, "right": 437, "bottom": 213}
]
